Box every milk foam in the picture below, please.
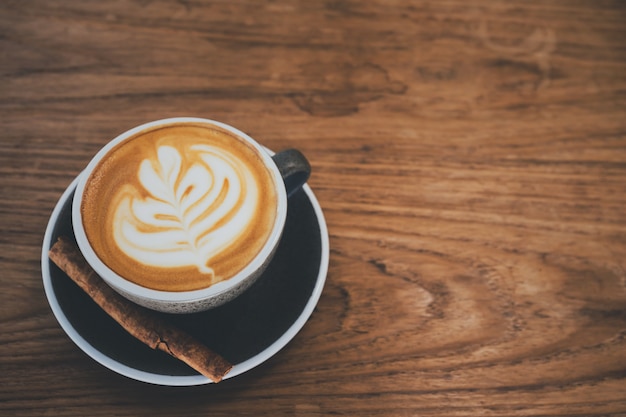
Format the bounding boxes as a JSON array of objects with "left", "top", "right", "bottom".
[{"left": 112, "top": 144, "right": 258, "bottom": 279}]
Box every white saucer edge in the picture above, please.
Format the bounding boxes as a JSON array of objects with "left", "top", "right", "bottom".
[{"left": 41, "top": 175, "right": 330, "bottom": 386}]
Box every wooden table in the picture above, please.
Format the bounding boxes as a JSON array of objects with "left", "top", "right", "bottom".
[{"left": 2, "top": 1, "right": 625, "bottom": 415}]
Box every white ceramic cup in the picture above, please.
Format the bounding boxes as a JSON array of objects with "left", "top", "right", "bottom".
[{"left": 72, "top": 117, "right": 310, "bottom": 313}]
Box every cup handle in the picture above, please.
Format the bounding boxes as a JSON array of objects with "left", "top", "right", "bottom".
[{"left": 271, "top": 149, "right": 311, "bottom": 197}]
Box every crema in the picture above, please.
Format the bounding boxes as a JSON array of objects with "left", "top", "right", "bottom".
[{"left": 80, "top": 123, "right": 278, "bottom": 292}]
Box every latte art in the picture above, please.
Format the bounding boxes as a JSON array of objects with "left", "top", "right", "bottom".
[
  {"left": 113, "top": 144, "right": 258, "bottom": 279},
  {"left": 80, "top": 123, "right": 279, "bottom": 292}
]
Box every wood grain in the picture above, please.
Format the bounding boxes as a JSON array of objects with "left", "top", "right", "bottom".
[{"left": 1, "top": 0, "right": 626, "bottom": 416}]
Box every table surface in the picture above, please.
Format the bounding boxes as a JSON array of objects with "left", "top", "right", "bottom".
[{"left": 2, "top": 1, "right": 626, "bottom": 416}]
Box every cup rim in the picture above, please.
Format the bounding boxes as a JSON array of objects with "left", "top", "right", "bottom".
[{"left": 71, "top": 117, "right": 288, "bottom": 303}]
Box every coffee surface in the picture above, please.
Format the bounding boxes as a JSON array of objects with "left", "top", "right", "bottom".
[{"left": 81, "top": 123, "right": 278, "bottom": 292}]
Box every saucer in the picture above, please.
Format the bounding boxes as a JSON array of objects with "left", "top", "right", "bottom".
[{"left": 41, "top": 175, "right": 329, "bottom": 386}]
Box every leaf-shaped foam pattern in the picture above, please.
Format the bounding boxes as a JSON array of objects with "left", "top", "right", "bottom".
[{"left": 112, "top": 145, "right": 259, "bottom": 278}]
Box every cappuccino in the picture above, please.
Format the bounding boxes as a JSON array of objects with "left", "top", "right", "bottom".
[{"left": 80, "top": 122, "right": 278, "bottom": 292}]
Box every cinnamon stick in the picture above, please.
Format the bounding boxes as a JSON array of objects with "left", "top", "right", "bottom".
[{"left": 48, "top": 236, "right": 233, "bottom": 383}]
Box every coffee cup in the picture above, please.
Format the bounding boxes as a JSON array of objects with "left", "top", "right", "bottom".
[{"left": 72, "top": 117, "right": 311, "bottom": 313}]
